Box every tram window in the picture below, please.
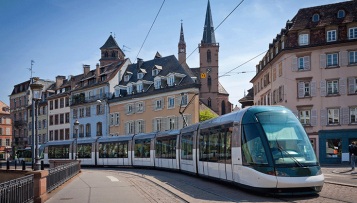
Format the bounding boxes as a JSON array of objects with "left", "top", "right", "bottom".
[
  {"left": 162, "top": 139, "right": 170, "bottom": 158},
  {"left": 241, "top": 124, "right": 268, "bottom": 166},
  {"left": 135, "top": 140, "right": 143, "bottom": 158},
  {"left": 171, "top": 139, "right": 176, "bottom": 159},
  {"left": 209, "top": 131, "right": 219, "bottom": 162},
  {"left": 226, "top": 128, "right": 232, "bottom": 164},
  {"left": 48, "top": 145, "right": 69, "bottom": 159},
  {"left": 156, "top": 136, "right": 176, "bottom": 159},
  {"left": 143, "top": 139, "right": 151, "bottom": 158},
  {"left": 99, "top": 142, "right": 128, "bottom": 158},
  {"left": 219, "top": 130, "right": 225, "bottom": 162},
  {"left": 156, "top": 140, "right": 162, "bottom": 158},
  {"left": 199, "top": 132, "right": 209, "bottom": 161},
  {"left": 181, "top": 133, "right": 193, "bottom": 160},
  {"left": 135, "top": 139, "right": 151, "bottom": 158},
  {"left": 78, "top": 144, "right": 91, "bottom": 158}
]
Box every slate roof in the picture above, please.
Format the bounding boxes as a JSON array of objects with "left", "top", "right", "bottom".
[
  {"left": 100, "top": 35, "right": 120, "bottom": 49},
  {"left": 155, "top": 52, "right": 162, "bottom": 59},
  {"left": 238, "top": 87, "right": 254, "bottom": 103},
  {"left": 202, "top": 0, "right": 216, "bottom": 44},
  {"left": 218, "top": 82, "right": 229, "bottom": 95},
  {"left": 290, "top": 0, "right": 357, "bottom": 31},
  {"left": 179, "top": 23, "right": 186, "bottom": 45},
  {"left": 11, "top": 80, "right": 30, "bottom": 95}
]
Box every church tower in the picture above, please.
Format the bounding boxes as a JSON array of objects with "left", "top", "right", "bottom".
[
  {"left": 178, "top": 22, "right": 187, "bottom": 69},
  {"left": 198, "top": 0, "right": 230, "bottom": 115},
  {"left": 99, "top": 35, "right": 125, "bottom": 66}
]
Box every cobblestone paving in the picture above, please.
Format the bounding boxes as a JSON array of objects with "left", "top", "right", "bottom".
[{"left": 101, "top": 168, "right": 357, "bottom": 203}]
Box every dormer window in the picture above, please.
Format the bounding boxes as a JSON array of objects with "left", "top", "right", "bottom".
[
  {"left": 271, "top": 52, "right": 273, "bottom": 60},
  {"left": 281, "top": 41, "right": 285, "bottom": 49},
  {"left": 127, "top": 85, "right": 133, "bottom": 95},
  {"left": 124, "top": 75, "right": 130, "bottom": 82},
  {"left": 168, "top": 76, "right": 174, "bottom": 86},
  {"left": 312, "top": 14, "right": 319, "bottom": 22},
  {"left": 264, "top": 60, "right": 266, "bottom": 66},
  {"left": 137, "top": 84, "right": 143, "bottom": 92},
  {"left": 62, "top": 88, "right": 65, "bottom": 93},
  {"left": 155, "top": 80, "right": 161, "bottom": 89},
  {"left": 138, "top": 73, "right": 144, "bottom": 79},
  {"left": 338, "top": 10, "right": 345, "bottom": 18},
  {"left": 299, "top": 34, "right": 309, "bottom": 46},
  {"left": 57, "top": 90, "right": 60, "bottom": 94},
  {"left": 152, "top": 69, "right": 159, "bottom": 76},
  {"left": 275, "top": 47, "right": 278, "bottom": 55},
  {"left": 327, "top": 30, "right": 337, "bottom": 42}
]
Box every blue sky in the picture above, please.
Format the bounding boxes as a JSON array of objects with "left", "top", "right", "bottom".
[{"left": 0, "top": 0, "right": 343, "bottom": 107}]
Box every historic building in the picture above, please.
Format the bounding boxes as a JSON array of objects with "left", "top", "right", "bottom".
[
  {"left": 70, "top": 35, "right": 130, "bottom": 139},
  {"left": 0, "top": 101, "right": 12, "bottom": 160},
  {"left": 250, "top": 0, "right": 357, "bottom": 163},
  {"left": 108, "top": 55, "right": 200, "bottom": 136},
  {"left": 238, "top": 88, "right": 254, "bottom": 108},
  {"left": 186, "top": 1, "right": 232, "bottom": 116}
]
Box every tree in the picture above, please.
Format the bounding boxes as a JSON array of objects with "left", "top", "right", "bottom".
[{"left": 199, "top": 109, "right": 218, "bottom": 122}]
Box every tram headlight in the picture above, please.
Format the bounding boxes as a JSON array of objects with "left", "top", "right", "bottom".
[
  {"left": 275, "top": 171, "right": 290, "bottom": 177},
  {"left": 314, "top": 186, "right": 323, "bottom": 192}
]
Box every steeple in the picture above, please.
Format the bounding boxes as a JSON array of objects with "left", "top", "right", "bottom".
[
  {"left": 100, "top": 35, "right": 120, "bottom": 49},
  {"left": 179, "top": 22, "right": 186, "bottom": 45},
  {"left": 99, "top": 34, "right": 125, "bottom": 66},
  {"left": 202, "top": 0, "right": 216, "bottom": 44}
]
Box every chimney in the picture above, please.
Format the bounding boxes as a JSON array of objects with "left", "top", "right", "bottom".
[
  {"left": 83, "top": 65, "right": 90, "bottom": 76},
  {"left": 56, "top": 75, "right": 66, "bottom": 89},
  {"left": 96, "top": 63, "right": 100, "bottom": 83},
  {"left": 137, "top": 58, "right": 143, "bottom": 69}
]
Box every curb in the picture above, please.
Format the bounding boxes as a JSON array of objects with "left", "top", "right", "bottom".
[
  {"left": 325, "top": 181, "right": 357, "bottom": 188},
  {"left": 332, "top": 169, "right": 357, "bottom": 176}
]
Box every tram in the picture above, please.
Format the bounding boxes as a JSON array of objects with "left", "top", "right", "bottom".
[
  {"left": 17, "top": 145, "right": 46, "bottom": 163},
  {"left": 43, "top": 106, "right": 324, "bottom": 195}
]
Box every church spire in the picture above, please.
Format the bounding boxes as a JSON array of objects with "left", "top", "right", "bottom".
[
  {"left": 179, "top": 22, "right": 186, "bottom": 45},
  {"left": 202, "top": 0, "right": 216, "bottom": 44}
]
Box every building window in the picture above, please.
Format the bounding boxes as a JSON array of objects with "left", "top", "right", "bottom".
[
  {"left": 312, "top": 14, "right": 319, "bottom": 22},
  {"left": 97, "top": 122, "right": 102, "bottom": 136},
  {"left": 137, "top": 84, "right": 143, "bottom": 93},
  {"left": 116, "top": 89, "right": 120, "bottom": 97},
  {"left": 279, "top": 62, "right": 282, "bottom": 76},
  {"left": 208, "top": 75, "right": 211, "bottom": 86},
  {"left": 49, "top": 116, "right": 53, "bottom": 125},
  {"left": 299, "top": 34, "right": 308, "bottom": 45},
  {"left": 168, "top": 97, "right": 175, "bottom": 108},
  {"left": 168, "top": 76, "right": 174, "bottom": 86},
  {"left": 305, "top": 82, "right": 310, "bottom": 97},
  {"left": 97, "top": 105, "right": 103, "bottom": 115},
  {"left": 300, "top": 110, "right": 310, "bottom": 125},
  {"left": 55, "top": 115, "right": 59, "bottom": 125},
  {"left": 86, "top": 124, "right": 91, "bottom": 137},
  {"left": 349, "top": 51, "right": 357, "bottom": 65},
  {"left": 137, "top": 102, "right": 144, "bottom": 112},
  {"left": 65, "top": 113, "right": 70, "bottom": 123},
  {"left": 155, "top": 80, "right": 161, "bottom": 89},
  {"left": 327, "top": 53, "right": 338, "bottom": 67},
  {"left": 327, "top": 80, "right": 338, "bottom": 95},
  {"left": 169, "top": 117, "right": 175, "bottom": 130},
  {"left": 138, "top": 73, "right": 143, "bottom": 79},
  {"left": 49, "top": 131, "right": 53, "bottom": 141},
  {"left": 124, "top": 75, "right": 130, "bottom": 82},
  {"left": 326, "top": 139, "right": 341, "bottom": 158},
  {"left": 328, "top": 109, "right": 339, "bottom": 125},
  {"left": 73, "top": 109, "right": 78, "bottom": 119},
  {"left": 156, "top": 99, "right": 162, "bottom": 109},
  {"left": 349, "top": 27, "right": 357, "bottom": 39},
  {"left": 55, "top": 130, "right": 58, "bottom": 140},
  {"left": 110, "top": 114, "right": 114, "bottom": 126},
  {"left": 6, "top": 139, "right": 10, "bottom": 146},
  {"left": 327, "top": 30, "right": 337, "bottom": 42},
  {"left": 43, "top": 120, "right": 46, "bottom": 129},
  {"left": 279, "top": 86, "right": 283, "bottom": 101},
  {"left": 338, "top": 10, "right": 345, "bottom": 18},
  {"left": 60, "top": 98, "right": 64, "bottom": 108},
  {"left": 128, "top": 104, "right": 133, "bottom": 114},
  {"left": 281, "top": 41, "right": 284, "bottom": 49},
  {"left": 275, "top": 47, "right": 278, "bottom": 55},
  {"left": 137, "top": 120, "right": 144, "bottom": 133},
  {"left": 50, "top": 101, "right": 53, "bottom": 110},
  {"left": 79, "top": 108, "right": 84, "bottom": 118},
  {"left": 65, "top": 97, "right": 69, "bottom": 107},
  {"left": 55, "top": 100, "right": 58, "bottom": 109},
  {"left": 115, "top": 113, "right": 120, "bottom": 125},
  {"left": 86, "top": 107, "right": 91, "bottom": 117},
  {"left": 60, "top": 114, "right": 64, "bottom": 124},
  {"left": 111, "top": 51, "right": 115, "bottom": 57},
  {"left": 207, "top": 50, "right": 211, "bottom": 62},
  {"left": 350, "top": 107, "right": 357, "bottom": 124},
  {"left": 298, "top": 57, "right": 304, "bottom": 70},
  {"left": 127, "top": 121, "right": 134, "bottom": 134}
]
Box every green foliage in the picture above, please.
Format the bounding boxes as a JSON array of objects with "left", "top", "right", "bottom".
[{"left": 199, "top": 109, "right": 218, "bottom": 122}]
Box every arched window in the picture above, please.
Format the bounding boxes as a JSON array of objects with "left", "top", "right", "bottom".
[
  {"left": 111, "top": 52, "right": 115, "bottom": 57},
  {"left": 208, "top": 75, "right": 212, "bottom": 86},
  {"left": 221, "top": 100, "right": 226, "bottom": 115},
  {"left": 312, "top": 14, "right": 319, "bottom": 22},
  {"left": 208, "top": 97, "right": 211, "bottom": 107},
  {"left": 338, "top": 10, "right": 345, "bottom": 18},
  {"left": 104, "top": 52, "right": 108, "bottom": 57},
  {"left": 207, "top": 50, "right": 211, "bottom": 62}
]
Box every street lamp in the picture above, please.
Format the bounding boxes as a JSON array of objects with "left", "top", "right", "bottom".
[
  {"left": 30, "top": 77, "right": 43, "bottom": 171},
  {"left": 73, "top": 120, "right": 79, "bottom": 160}
]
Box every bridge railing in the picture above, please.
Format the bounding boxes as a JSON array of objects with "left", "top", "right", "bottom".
[
  {"left": 0, "top": 174, "right": 34, "bottom": 203},
  {"left": 46, "top": 161, "right": 79, "bottom": 193}
]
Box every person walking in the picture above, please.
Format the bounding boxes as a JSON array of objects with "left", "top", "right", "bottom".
[{"left": 349, "top": 142, "right": 357, "bottom": 170}]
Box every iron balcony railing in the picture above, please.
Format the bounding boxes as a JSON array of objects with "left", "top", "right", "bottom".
[
  {"left": 47, "top": 162, "right": 80, "bottom": 193},
  {"left": 71, "top": 93, "right": 110, "bottom": 106},
  {"left": 0, "top": 174, "right": 34, "bottom": 203},
  {"left": 14, "top": 121, "right": 23, "bottom": 127},
  {"left": 85, "top": 132, "right": 91, "bottom": 137},
  {"left": 96, "top": 131, "right": 102, "bottom": 136},
  {"left": 73, "top": 133, "right": 77, "bottom": 138},
  {"left": 78, "top": 133, "right": 84, "bottom": 138}
]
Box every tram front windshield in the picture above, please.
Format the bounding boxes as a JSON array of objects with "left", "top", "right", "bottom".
[{"left": 256, "top": 111, "right": 318, "bottom": 167}]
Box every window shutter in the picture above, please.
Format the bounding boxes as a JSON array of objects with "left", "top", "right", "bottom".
[
  {"left": 303, "top": 56, "right": 310, "bottom": 70},
  {"left": 320, "top": 54, "right": 326, "bottom": 68},
  {"left": 142, "top": 101, "right": 145, "bottom": 112},
  {"left": 187, "top": 114, "right": 192, "bottom": 126},
  {"left": 161, "top": 98, "right": 165, "bottom": 109},
  {"left": 339, "top": 51, "right": 348, "bottom": 66},
  {"left": 174, "top": 116, "right": 179, "bottom": 130},
  {"left": 276, "top": 89, "right": 279, "bottom": 103},
  {"left": 135, "top": 121, "right": 139, "bottom": 134},
  {"left": 161, "top": 117, "right": 167, "bottom": 131},
  {"left": 298, "top": 82, "right": 305, "bottom": 98},
  {"left": 176, "top": 95, "right": 181, "bottom": 107},
  {"left": 152, "top": 119, "right": 155, "bottom": 132},
  {"left": 292, "top": 57, "right": 298, "bottom": 72},
  {"left": 124, "top": 104, "right": 127, "bottom": 115},
  {"left": 310, "top": 81, "right": 317, "bottom": 97},
  {"left": 178, "top": 116, "right": 183, "bottom": 129},
  {"left": 152, "top": 99, "right": 155, "bottom": 110},
  {"left": 124, "top": 122, "right": 128, "bottom": 135},
  {"left": 132, "top": 104, "right": 136, "bottom": 114},
  {"left": 273, "top": 67, "right": 276, "bottom": 81},
  {"left": 282, "top": 85, "right": 284, "bottom": 100},
  {"left": 142, "top": 120, "right": 145, "bottom": 133},
  {"left": 320, "top": 80, "right": 326, "bottom": 96},
  {"left": 348, "top": 77, "right": 356, "bottom": 94},
  {"left": 311, "top": 109, "right": 318, "bottom": 126},
  {"left": 292, "top": 110, "right": 298, "bottom": 118},
  {"left": 339, "top": 78, "right": 346, "bottom": 95},
  {"left": 320, "top": 109, "right": 327, "bottom": 126},
  {"left": 342, "top": 107, "right": 349, "bottom": 125}
]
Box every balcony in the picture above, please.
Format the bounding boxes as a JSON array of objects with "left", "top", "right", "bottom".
[
  {"left": 79, "top": 133, "right": 84, "bottom": 138},
  {"left": 73, "top": 133, "right": 77, "bottom": 138},
  {"left": 14, "top": 121, "right": 23, "bottom": 127},
  {"left": 71, "top": 93, "right": 110, "bottom": 106},
  {"left": 86, "top": 132, "right": 91, "bottom": 137},
  {"left": 96, "top": 131, "right": 102, "bottom": 136}
]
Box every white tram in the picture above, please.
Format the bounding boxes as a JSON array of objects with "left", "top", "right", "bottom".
[{"left": 43, "top": 106, "right": 324, "bottom": 195}]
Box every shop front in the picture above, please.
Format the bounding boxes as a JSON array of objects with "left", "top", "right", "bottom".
[{"left": 319, "top": 129, "right": 357, "bottom": 164}]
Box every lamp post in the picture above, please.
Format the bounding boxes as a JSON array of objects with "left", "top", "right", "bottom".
[
  {"left": 30, "top": 77, "right": 43, "bottom": 171},
  {"left": 73, "top": 120, "right": 79, "bottom": 160}
]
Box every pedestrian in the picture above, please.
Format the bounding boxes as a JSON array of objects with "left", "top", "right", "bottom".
[{"left": 349, "top": 142, "right": 357, "bottom": 170}]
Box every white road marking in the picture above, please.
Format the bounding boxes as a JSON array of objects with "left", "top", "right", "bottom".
[{"left": 106, "top": 176, "right": 119, "bottom": 182}]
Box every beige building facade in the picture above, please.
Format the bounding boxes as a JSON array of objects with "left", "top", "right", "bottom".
[{"left": 250, "top": 1, "right": 357, "bottom": 163}]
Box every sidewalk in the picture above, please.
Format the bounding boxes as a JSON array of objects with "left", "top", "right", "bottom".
[{"left": 320, "top": 163, "right": 357, "bottom": 187}]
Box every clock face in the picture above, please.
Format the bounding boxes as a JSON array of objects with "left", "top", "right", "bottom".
[
  {"left": 180, "top": 48, "right": 185, "bottom": 53},
  {"left": 206, "top": 68, "right": 212, "bottom": 74}
]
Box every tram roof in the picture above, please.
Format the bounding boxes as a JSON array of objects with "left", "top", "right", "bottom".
[
  {"left": 156, "top": 129, "right": 181, "bottom": 138},
  {"left": 181, "top": 122, "right": 200, "bottom": 133},
  {"left": 133, "top": 133, "right": 156, "bottom": 140},
  {"left": 77, "top": 138, "right": 98, "bottom": 144},
  {"left": 46, "top": 140, "right": 74, "bottom": 146},
  {"left": 98, "top": 135, "right": 134, "bottom": 143}
]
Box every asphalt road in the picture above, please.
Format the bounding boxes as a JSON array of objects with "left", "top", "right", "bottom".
[{"left": 45, "top": 166, "right": 357, "bottom": 203}]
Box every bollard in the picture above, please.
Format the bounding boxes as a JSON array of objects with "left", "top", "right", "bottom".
[
  {"left": 41, "top": 160, "right": 44, "bottom": 170},
  {"left": 22, "top": 160, "right": 26, "bottom": 170},
  {"left": 15, "top": 160, "right": 17, "bottom": 170},
  {"left": 6, "top": 160, "right": 10, "bottom": 170}
]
